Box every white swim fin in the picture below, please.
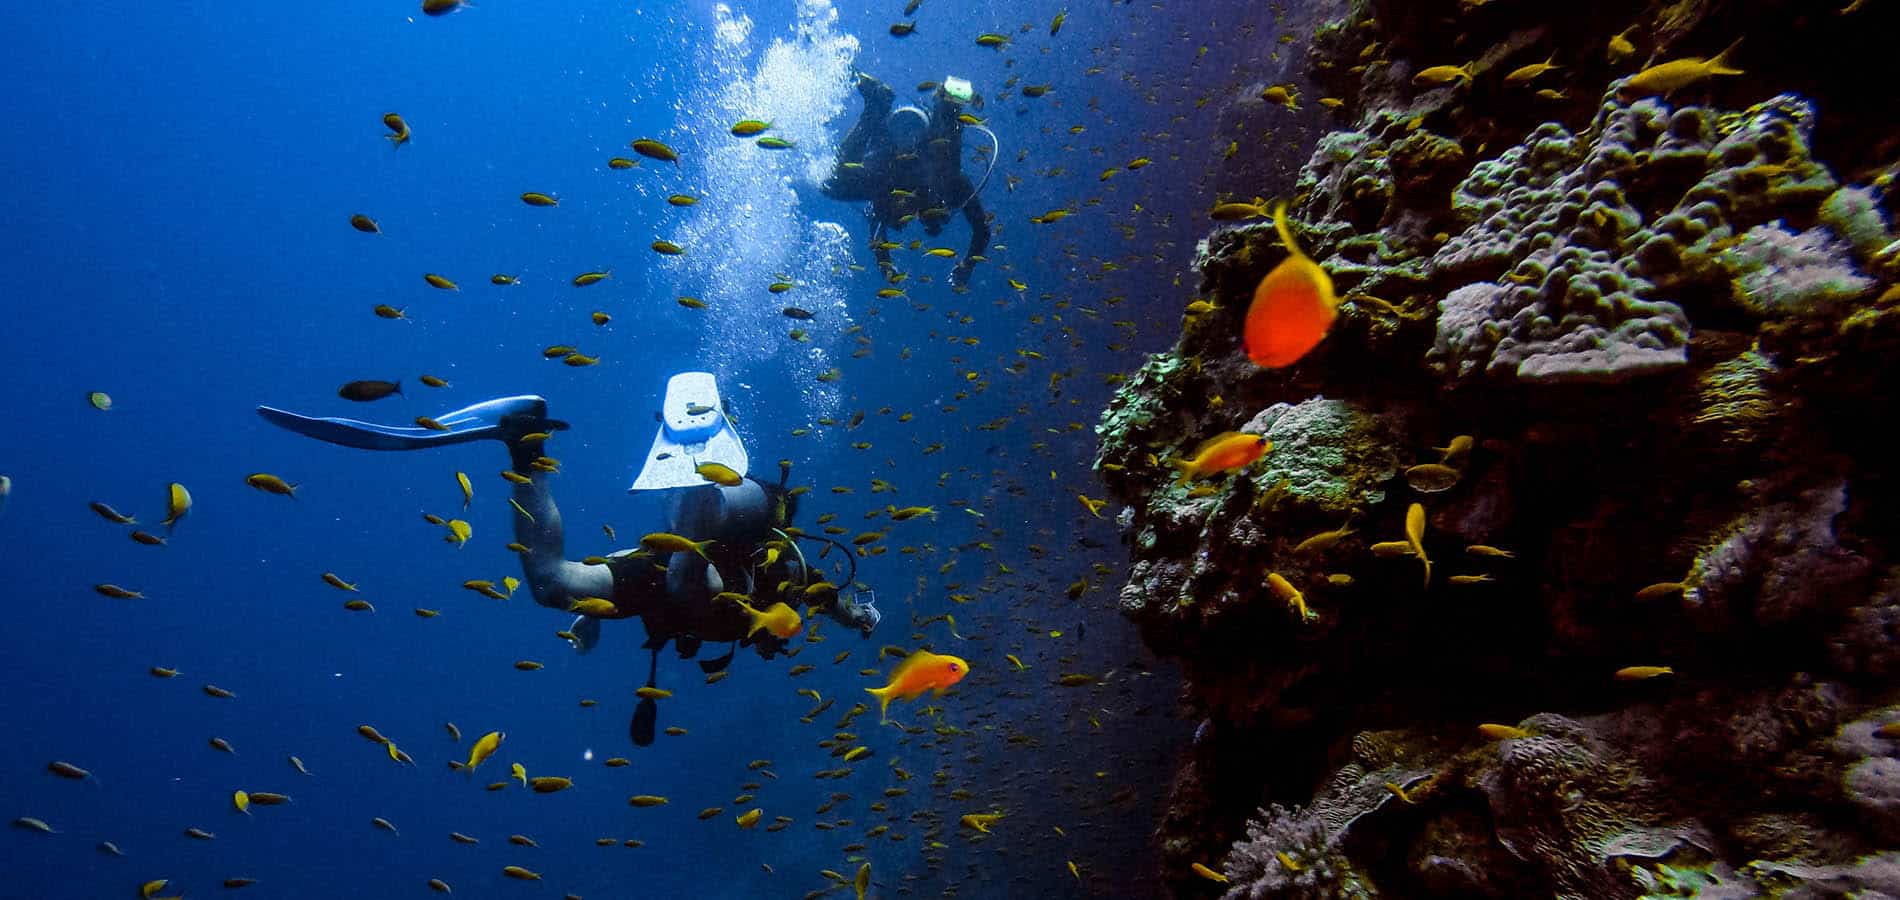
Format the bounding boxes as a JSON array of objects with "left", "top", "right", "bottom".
[{"left": 629, "top": 372, "right": 749, "bottom": 491}]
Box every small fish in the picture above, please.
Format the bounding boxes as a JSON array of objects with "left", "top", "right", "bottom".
[
  {"left": 423, "top": 274, "right": 459, "bottom": 291},
  {"left": 730, "top": 119, "right": 771, "bottom": 136},
  {"left": 959, "top": 812, "right": 1003, "bottom": 833},
  {"left": 465, "top": 731, "right": 504, "bottom": 771},
  {"left": 491, "top": 274, "right": 519, "bottom": 285},
  {"left": 1050, "top": 9, "right": 1067, "bottom": 35},
  {"left": 421, "top": 0, "right": 472, "bottom": 16},
  {"left": 1169, "top": 432, "right": 1270, "bottom": 486},
  {"left": 15, "top": 817, "right": 55, "bottom": 834},
  {"left": 1618, "top": 39, "right": 1742, "bottom": 99},
  {"left": 1406, "top": 503, "right": 1431, "bottom": 587},
  {"left": 1404, "top": 463, "right": 1461, "bottom": 493},
  {"left": 642, "top": 531, "right": 714, "bottom": 560},
  {"left": 652, "top": 240, "right": 685, "bottom": 255},
  {"left": 520, "top": 192, "right": 558, "bottom": 207},
  {"left": 245, "top": 473, "right": 298, "bottom": 498},
  {"left": 419, "top": 374, "right": 447, "bottom": 388},
  {"left": 608, "top": 157, "right": 637, "bottom": 169},
  {"left": 628, "top": 794, "right": 669, "bottom": 807},
  {"left": 382, "top": 113, "right": 410, "bottom": 147},
  {"left": 975, "top": 32, "right": 1009, "bottom": 48},
  {"left": 1634, "top": 581, "right": 1687, "bottom": 600},
  {"left": 866, "top": 650, "right": 968, "bottom": 722},
  {"left": 89, "top": 501, "right": 136, "bottom": 524},
  {"left": 697, "top": 462, "right": 743, "bottom": 486},
  {"left": 572, "top": 270, "right": 611, "bottom": 287},
  {"left": 736, "top": 807, "right": 763, "bottom": 829},
  {"left": 889, "top": 21, "right": 917, "bottom": 36},
  {"left": 1504, "top": 55, "right": 1560, "bottom": 85},
  {"left": 630, "top": 138, "right": 679, "bottom": 163},
  {"left": 350, "top": 214, "right": 380, "bottom": 233},
  {"left": 666, "top": 194, "right": 697, "bottom": 206},
  {"left": 529, "top": 776, "right": 572, "bottom": 793},
  {"left": 162, "top": 482, "right": 192, "bottom": 529},
  {"left": 756, "top": 136, "right": 795, "bottom": 149},
  {"left": 1615, "top": 665, "right": 1674, "bottom": 681},
  {"left": 94, "top": 584, "right": 143, "bottom": 599},
  {"left": 338, "top": 380, "right": 403, "bottom": 402},
  {"left": 1245, "top": 202, "right": 1338, "bottom": 367},
  {"left": 373, "top": 304, "right": 406, "bottom": 319},
  {"left": 1191, "top": 862, "right": 1228, "bottom": 883},
  {"left": 1478, "top": 723, "right": 1530, "bottom": 740},
  {"left": 1412, "top": 62, "right": 1475, "bottom": 87},
  {"left": 372, "top": 816, "right": 400, "bottom": 835},
  {"left": 502, "top": 866, "right": 541, "bottom": 881}
]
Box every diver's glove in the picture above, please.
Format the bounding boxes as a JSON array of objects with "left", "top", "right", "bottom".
[{"left": 851, "top": 595, "right": 882, "bottom": 637}]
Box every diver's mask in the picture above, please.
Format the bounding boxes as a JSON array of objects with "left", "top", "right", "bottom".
[{"left": 885, "top": 105, "right": 930, "bottom": 149}]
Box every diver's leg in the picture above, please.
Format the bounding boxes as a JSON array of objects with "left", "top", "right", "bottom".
[{"left": 501, "top": 419, "right": 615, "bottom": 617}]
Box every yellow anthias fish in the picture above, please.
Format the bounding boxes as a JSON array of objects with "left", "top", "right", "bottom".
[
  {"left": 1406, "top": 502, "right": 1430, "bottom": 587},
  {"left": 1168, "top": 432, "right": 1271, "bottom": 486},
  {"left": 445, "top": 519, "right": 472, "bottom": 548},
  {"left": 466, "top": 731, "right": 504, "bottom": 771},
  {"left": 162, "top": 482, "right": 192, "bottom": 529},
  {"left": 959, "top": 811, "right": 1004, "bottom": 833},
  {"left": 511, "top": 762, "right": 528, "bottom": 787},
  {"left": 1618, "top": 39, "right": 1742, "bottom": 98},
  {"left": 723, "top": 596, "right": 803, "bottom": 639},
  {"left": 456, "top": 472, "right": 472, "bottom": 508},
  {"left": 866, "top": 649, "right": 968, "bottom": 722},
  {"left": 696, "top": 462, "right": 743, "bottom": 486},
  {"left": 642, "top": 531, "right": 714, "bottom": 560}
]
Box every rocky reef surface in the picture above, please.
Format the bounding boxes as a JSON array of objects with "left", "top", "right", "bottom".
[{"left": 1096, "top": 1, "right": 1900, "bottom": 897}]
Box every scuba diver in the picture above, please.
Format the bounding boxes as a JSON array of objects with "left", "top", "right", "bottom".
[
  {"left": 257, "top": 372, "right": 880, "bottom": 745},
  {"left": 820, "top": 73, "right": 996, "bottom": 288}
]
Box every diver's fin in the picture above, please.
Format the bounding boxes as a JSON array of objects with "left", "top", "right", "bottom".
[
  {"left": 630, "top": 373, "right": 749, "bottom": 491},
  {"left": 630, "top": 698, "right": 657, "bottom": 747},
  {"left": 257, "top": 395, "right": 552, "bottom": 452},
  {"left": 567, "top": 615, "right": 602, "bottom": 655},
  {"left": 698, "top": 643, "right": 738, "bottom": 674}
]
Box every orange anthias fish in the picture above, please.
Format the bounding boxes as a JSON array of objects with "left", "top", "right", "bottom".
[
  {"left": 1243, "top": 201, "right": 1338, "bottom": 367},
  {"left": 1170, "top": 432, "right": 1271, "bottom": 486},
  {"left": 866, "top": 649, "right": 969, "bottom": 722}
]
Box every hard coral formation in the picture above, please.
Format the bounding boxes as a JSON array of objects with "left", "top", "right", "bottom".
[
  {"left": 1429, "top": 93, "right": 1837, "bottom": 383},
  {"left": 1097, "top": 3, "right": 1900, "bottom": 898}
]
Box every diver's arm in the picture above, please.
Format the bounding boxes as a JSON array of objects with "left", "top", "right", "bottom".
[{"left": 507, "top": 444, "right": 614, "bottom": 612}]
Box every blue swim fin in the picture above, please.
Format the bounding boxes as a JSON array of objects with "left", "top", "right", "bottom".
[{"left": 257, "top": 395, "right": 562, "bottom": 451}]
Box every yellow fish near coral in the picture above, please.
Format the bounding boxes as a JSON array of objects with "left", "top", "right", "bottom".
[
  {"left": 1168, "top": 432, "right": 1270, "bottom": 486},
  {"left": 1618, "top": 39, "right": 1742, "bottom": 99}
]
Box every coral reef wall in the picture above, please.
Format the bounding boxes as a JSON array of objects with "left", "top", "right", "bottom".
[{"left": 1095, "top": 0, "right": 1900, "bottom": 896}]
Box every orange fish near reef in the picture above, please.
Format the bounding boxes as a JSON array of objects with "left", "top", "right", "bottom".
[
  {"left": 1169, "top": 432, "right": 1271, "bottom": 486},
  {"left": 1243, "top": 202, "right": 1338, "bottom": 367},
  {"left": 865, "top": 649, "right": 968, "bottom": 723}
]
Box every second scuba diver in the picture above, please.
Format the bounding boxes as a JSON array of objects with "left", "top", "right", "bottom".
[{"left": 820, "top": 73, "right": 995, "bottom": 287}]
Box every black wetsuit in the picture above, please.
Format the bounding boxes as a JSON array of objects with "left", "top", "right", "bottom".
[
  {"left": 821, "top": 83, "right": 992, "bottom": 280},
  {"left": 595, "top": 478, "right": 808, "bottom": 658}
]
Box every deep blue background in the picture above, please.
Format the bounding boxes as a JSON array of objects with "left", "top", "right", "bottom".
[{"left": 0, "top": 1, "right": 1323, "bottom": 896}]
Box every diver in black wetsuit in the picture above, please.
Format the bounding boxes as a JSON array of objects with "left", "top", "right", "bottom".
[
  {"left": 821, "top": 73, "right": 993, "bottom": 287},
  {"left": 256, "top": 390, "right": 880, "bottom": 746}
]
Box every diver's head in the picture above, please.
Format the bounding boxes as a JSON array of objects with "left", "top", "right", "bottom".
[{"left": 885, "top": 105, "right": 930, "bottom": 149}]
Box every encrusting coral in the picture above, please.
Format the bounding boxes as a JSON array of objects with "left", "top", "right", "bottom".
[{"left": 1094, "top": 1, "right": 1900, "bottom": 896}]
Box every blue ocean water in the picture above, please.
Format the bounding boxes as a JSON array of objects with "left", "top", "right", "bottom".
[{"left": 0, "top": 1, "right": 1314, "bottom": 896}]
